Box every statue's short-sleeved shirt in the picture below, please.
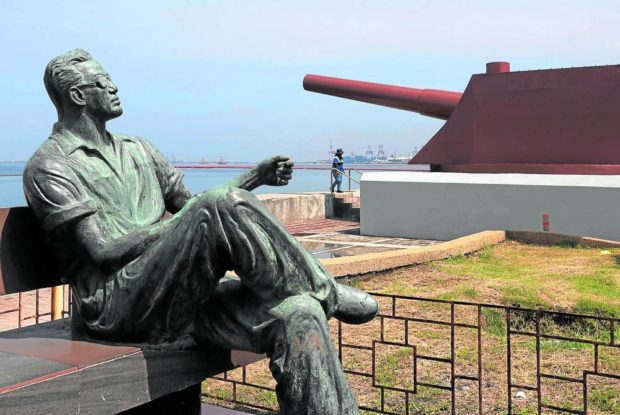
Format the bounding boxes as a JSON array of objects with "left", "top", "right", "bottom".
[{"left": 23, "top": 124, "right": 184, "bottom": 334}]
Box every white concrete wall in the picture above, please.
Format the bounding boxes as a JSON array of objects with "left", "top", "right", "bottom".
[
  {"left": 361, "top": 172, "right": 620, "bottom": 241},
  {"left": 258, "top": 192, "right": 332, "bottom": 224}
]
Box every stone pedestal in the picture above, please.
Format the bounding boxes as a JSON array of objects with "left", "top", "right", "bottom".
[{"left": 121, "top": 384, "right": 201, "bottom": 415}]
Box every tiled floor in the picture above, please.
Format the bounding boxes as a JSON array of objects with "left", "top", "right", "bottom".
[
  {"left": 295, "top": 220, "right": 442, "bottom": 258},
  {"left": 0, "top": 287, "right": 70, "bottom": 332},
  {"left": 284, "top": 217, "right": 359, "bottom": 235}
]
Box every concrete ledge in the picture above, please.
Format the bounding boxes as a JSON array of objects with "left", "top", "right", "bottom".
[
  {"left": 321, "top": 230, "right": 506, "bottom": 277},
  {"left": 506, "top": 230, "right": 620, "bottom": 248},
  {"left": 258, "top": 193, "right": 332, "bottom": 224}
]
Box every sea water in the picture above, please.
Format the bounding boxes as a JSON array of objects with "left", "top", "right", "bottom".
[{"left": 0, "top": 162, "right": 427, "bottom": 208}]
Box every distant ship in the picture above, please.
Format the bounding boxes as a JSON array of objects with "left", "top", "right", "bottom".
[
  {"left": 217, "top": 156, "right": 227, "bottom": 165},
  {"left": 373, "top": 155, "right": 412, "bottom": 164}
]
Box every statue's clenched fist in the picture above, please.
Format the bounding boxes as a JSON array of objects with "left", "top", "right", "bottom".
[{"left": 256, "top": 155, "right": 294, "bottom": 187}]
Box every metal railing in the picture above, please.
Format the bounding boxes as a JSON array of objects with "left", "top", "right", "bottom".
[
  {"left": 330, "top": 168, "right": 362, "bottom": 192},
  {"left": 4, "top": 286, "right": 618, "bottom": 413},
  {"left": 205, "top": 293, "right": 620, "bottom": 415},
  {"left": 0, "top": 285, "right": 71, "bottom": 332}
]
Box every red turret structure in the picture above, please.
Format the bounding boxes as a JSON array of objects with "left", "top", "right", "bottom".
[{"left": 304, "top": 62, "right": 620, "bottom": 174}]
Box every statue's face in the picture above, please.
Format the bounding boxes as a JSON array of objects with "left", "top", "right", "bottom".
[{"left": 73, "top": 60, "right": 123, "bottom": 121}]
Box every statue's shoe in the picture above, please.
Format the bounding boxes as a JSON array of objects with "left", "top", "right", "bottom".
[{"left": 333, "top": 284, "right": 379, "bottom": 324}]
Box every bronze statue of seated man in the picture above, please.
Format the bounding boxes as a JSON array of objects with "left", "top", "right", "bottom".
[{"left": 23, "top": 49, "right": 378, "bottom": 415}]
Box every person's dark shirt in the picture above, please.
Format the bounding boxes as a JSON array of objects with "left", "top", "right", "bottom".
[{"left": 332, "top": 155, "right": 344, "bottom": 172}]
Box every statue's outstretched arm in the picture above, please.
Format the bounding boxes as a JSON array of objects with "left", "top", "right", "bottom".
[{"left": 227, "top": 156, "right": 294, "bottom": 191}]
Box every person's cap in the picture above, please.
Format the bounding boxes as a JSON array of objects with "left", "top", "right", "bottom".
[{"left": 336, "top": 148, "right": 344, "bottom": 154}]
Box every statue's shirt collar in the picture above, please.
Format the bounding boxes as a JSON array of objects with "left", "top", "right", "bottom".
[
  {"left": 49, "top": 123, "right": 142, "bottom": 178},
  {"left": 50, "top": 122, "right": 136, "bottom": 156}
]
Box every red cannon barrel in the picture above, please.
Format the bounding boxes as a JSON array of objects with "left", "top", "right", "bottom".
[{"left": 303, "top": 74, "right": 462, "bottom": 120}]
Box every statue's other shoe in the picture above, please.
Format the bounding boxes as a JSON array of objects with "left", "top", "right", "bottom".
[{"left": 333, "top": 284, "right": 379, "bottom": 324}]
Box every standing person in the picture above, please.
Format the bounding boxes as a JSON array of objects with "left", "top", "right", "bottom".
[{"left": 331, "top": 148, "right": 345, "bottom": 193}]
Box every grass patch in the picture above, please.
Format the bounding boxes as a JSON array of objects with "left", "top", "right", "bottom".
[
  {"left": 589, "top": 387, "right": 620, "bottom": 413},
  {"left": 419, "top": 328, "right": 442, "bottom": 340},
  {"left": 478, "top": 243, "right": 494, "bottom": 260},
  {"left": 409, "top": 386, "right": 451, "bottom": 414},
  {"left": 455, "top": 347, "right": 477, "bottom": 363},
  {"left": 570, "top": 270, "right": 619, "bottom": 299},
  {"left": 444, "top": 253, "right": 467, "bottom": 264},
  {"left": 482, "top": 308, "right": 506, "bottom": 337},
  {"left": 375, "top": 347, "right": 412, "bottom": 388},
  {"left": 434, "top": 244, "right": 529, "bottom": 281},
  {"left": 437, "top": 286, "right": 478, "bottom": 301},
  {"left": 524, "top": 338, "right": 590, "bottom": 353},
  {"left": 437, "top": 255, "right": 527, "bottom": 281},
  {"left": 424, "top": 243, "right": 620, "bottom": 317},
  {"left": 212, "top": 387, "right": 232, "bottom": 400},
  {"left": 500, "top": 285, "right": 548, "bottom": 309},
  {"left": 254, "top": 390, "right": 278, "bottom": 409},
  {"left": 383, "top": 279, "right": 417, "bottom": 297},
  {"left": 599, "top": 348, "right": 620, "bottom": 372},
  {"left": 574, "top": 298, "right": 620, "bottom": 318}
]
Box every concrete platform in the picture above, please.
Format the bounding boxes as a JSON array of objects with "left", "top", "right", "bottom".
[
  {"left": 283, "top": 217, "right": 442, "bottom": 259},
  {"left": 361, "top": 171, "right": 620, "bottom": 241}
]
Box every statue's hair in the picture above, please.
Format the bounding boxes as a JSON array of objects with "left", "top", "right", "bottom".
[{"left": 44, "top": 49, "right": 92, "bottom": 118}]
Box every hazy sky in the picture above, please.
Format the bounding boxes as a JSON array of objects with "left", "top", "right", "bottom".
[{"left": 1, "top": 0, "right": 619, "bottom": 162}]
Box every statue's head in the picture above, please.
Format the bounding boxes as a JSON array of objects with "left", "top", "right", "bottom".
[{"left": 44, "top": 49, "right": 122, "bottom": 122}]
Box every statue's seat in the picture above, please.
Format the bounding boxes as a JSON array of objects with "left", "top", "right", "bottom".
[{"left": 0, "top": 207, "right": 263, "bottom": 414}]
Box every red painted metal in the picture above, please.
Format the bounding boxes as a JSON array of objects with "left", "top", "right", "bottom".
[
  {"left": 303, "top": 74, "right": 462, "bottom": 120},
  {"left": 486, "top": 61, "right": 510, "bottom": 74},
  {"left": 305, "top": 63, "right": 620, "bottom": 174},
  {"left": 542, "top": 213, "right": 550, "bottom": 232}
]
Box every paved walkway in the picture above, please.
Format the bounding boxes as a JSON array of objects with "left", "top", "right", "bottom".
[
  {"left": 286, "top": 217, "right": 441, "bottom": 259},
  {"left": 0, "top": 287, "right": 69, "bottom": 332}
]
